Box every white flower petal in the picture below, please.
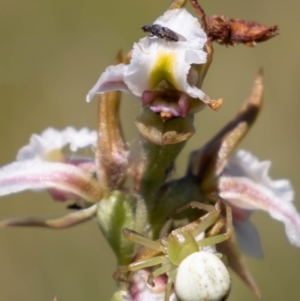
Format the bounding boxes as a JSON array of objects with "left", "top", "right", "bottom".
[
  {"left": 219, "top": 149, "right": 300, "bottom": 247},
  {"left": 154, "top": 9, "right": 206, "bottom": 47},
  {"left": 224, "top": 149, "right": 294, "bottom": 202},
  {"left": 0, "top": 160, "right": 102, "bottom": 202},
  {"left": 17, "top": 127, "right": 97, "bottom": 161},
  {"left": 86, "top": 8, "right": 208, "bottom": 104},
  {"left": 86, "top": 64, "right": 130, "bottom": 102},
  {"left": 125, "top": 9, "right": 207, "bottom": 96}
]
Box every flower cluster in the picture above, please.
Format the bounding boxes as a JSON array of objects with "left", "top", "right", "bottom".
[{"left": 0, "top": 1, "right": 299, "bottom": 301}]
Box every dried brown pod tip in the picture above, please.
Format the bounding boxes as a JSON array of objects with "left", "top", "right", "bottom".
[
  {"left": 189, "top": 0, "right": 279, "bottom": 47},
  {"left": 206, "top": 15, "right": 279, "bottom": 47}
]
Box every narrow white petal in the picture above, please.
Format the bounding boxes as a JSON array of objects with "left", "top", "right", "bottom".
[
  {"left": 224, "top": 149, "right": 294, "bottom": 202},
  {"left": 219, "top": 176, "right": 300, "bottom": 246},
  {"left": 17, "top": 127, "right": 97, "bottom": 161},
  {"left": 0, "top": 161, "right": 102, "bottom": 202},
  {"left": 86, "top": 64, "right": 130, "bottom": 102},
  {"left": 221, "top": 149, "right": 300, "bottom": 246}
]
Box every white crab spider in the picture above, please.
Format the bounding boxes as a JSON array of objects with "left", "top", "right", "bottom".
[{"left": 114, "top": 200, "right": 233, "bottom": 301}]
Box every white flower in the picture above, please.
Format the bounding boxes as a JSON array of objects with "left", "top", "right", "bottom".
[
  {"left": 0, "top": 127, "right": 101, "bottom": 203},
  {"left": 86, "top": 8, "right": 218, "bottom": 119}
]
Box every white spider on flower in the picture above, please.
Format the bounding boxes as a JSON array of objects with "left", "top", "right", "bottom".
[{"left": 115, "top": 199, "right": 233, "bottom": 301}]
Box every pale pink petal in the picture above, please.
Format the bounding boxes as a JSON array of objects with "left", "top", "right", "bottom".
[
  {"left": 0, "top": 160, "right": 102, "bottom": 202},
  {"left": 230, "top": 205, "right": 263, "bottom": 257},
  {"left": 224, "top": 149, "right": 294, "bottom": 202},
  {"left": 234, "top": 220, "right": 263, "bottom": 258},
  {"left": 219, "top": 149, "right": 300, "bottom": 246},
  {"left": 219, "top": 176, "right": 300, "bottom": 246}
]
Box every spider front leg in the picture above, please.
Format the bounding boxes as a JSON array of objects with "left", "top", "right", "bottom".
[
  {"left": 170, "top": 198, "right": 233, "bottom": 247},
  {"left": 198, "top": 200, "right": 233, "bottom": 247},
  {"left": 122, "top": 228, "right": 164, "bottom": 256},
  {"left": 113, "top": 228, "right": 165, "bottom": 282},
  {"left": 113, "top": 255, "right": 168, "bottom": 282},
  {"left": 170, "top": 200, "right": 222, "bottom": 238}
]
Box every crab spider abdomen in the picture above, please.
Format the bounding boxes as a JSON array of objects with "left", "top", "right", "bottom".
[{"left": 175, "top": 252, "right": 231, "bottom": 301}]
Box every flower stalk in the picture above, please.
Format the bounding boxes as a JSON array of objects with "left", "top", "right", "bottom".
[{"left": 95, "top": 51, "right": 128, "bottom": 190}]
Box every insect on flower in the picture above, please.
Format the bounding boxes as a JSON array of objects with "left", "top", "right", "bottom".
[
  {"left": 114, "top": 199, "right": 233, "bottom": 301},
  {"left": 141, "top": 24, "right": 187, "bottom": 42}
]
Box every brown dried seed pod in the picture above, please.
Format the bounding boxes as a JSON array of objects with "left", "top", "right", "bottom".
[
  {"left": 189, "top": 0, "right": 279, "bottom": 47},
  {"left": 206, "top": 15, "right": 279, "bottom": 47}
]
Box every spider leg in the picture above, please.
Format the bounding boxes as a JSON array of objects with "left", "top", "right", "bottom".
[
  {"left": 165, "top": 269, "right": 177, "bottom": 301},
  {"left": 168, "top": 201, "right": 215, "bottom": 218},
  {"left": 148, "top": 263, "right": 172, "bottom": 285},
  {"left": 207, "top": 217, "right": 226, "bottom": 237},
  {"left": 198, "top": 202, "right": 233, "bottom": 246},
  {"left": 170, "top": 200, "right": 221, "bottom": 238},
  {"left": 113, "top": 255, "right": 167, "bottom": 282},
  {"left": 123, "top": 228, "right": 164, "bottom": 252}
]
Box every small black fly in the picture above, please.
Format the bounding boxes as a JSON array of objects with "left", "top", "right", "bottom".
[{"left": 141, "top": 24, "right": 186, "bottom": 43}]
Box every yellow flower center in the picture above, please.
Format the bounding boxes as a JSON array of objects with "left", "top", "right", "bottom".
[{"left": 148, "top": 51, "right": 177, "bottom": 89}]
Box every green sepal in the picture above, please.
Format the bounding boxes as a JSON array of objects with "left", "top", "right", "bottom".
[{"left": 96, "top": 190, "right": 148, "bottom": 265}]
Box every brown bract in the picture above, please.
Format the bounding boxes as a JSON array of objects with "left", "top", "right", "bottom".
[
  {"left": 96, "top": 51, "right": 129, "bottom": 189},
  {"left": 206, "top": 16, "right": 279, "bottom": 47},
  {"left": 190, "top": 0, "right": 279, "bottom": 47}
]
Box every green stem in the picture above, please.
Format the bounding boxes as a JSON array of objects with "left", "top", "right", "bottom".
[{"left": 139, "top": 137, "right": 186, "bottom": 199}]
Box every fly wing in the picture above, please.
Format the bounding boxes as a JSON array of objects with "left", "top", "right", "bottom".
[
  {"left": 175, "top": 31, "right": 187, "bottom": 42},
  {"left": 162, "top": 26, "right": 187, "bottom": 42}
]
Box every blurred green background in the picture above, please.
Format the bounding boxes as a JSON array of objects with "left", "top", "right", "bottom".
[{"left": 0, "top": 0, "right": 299, "bottom": 300}]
